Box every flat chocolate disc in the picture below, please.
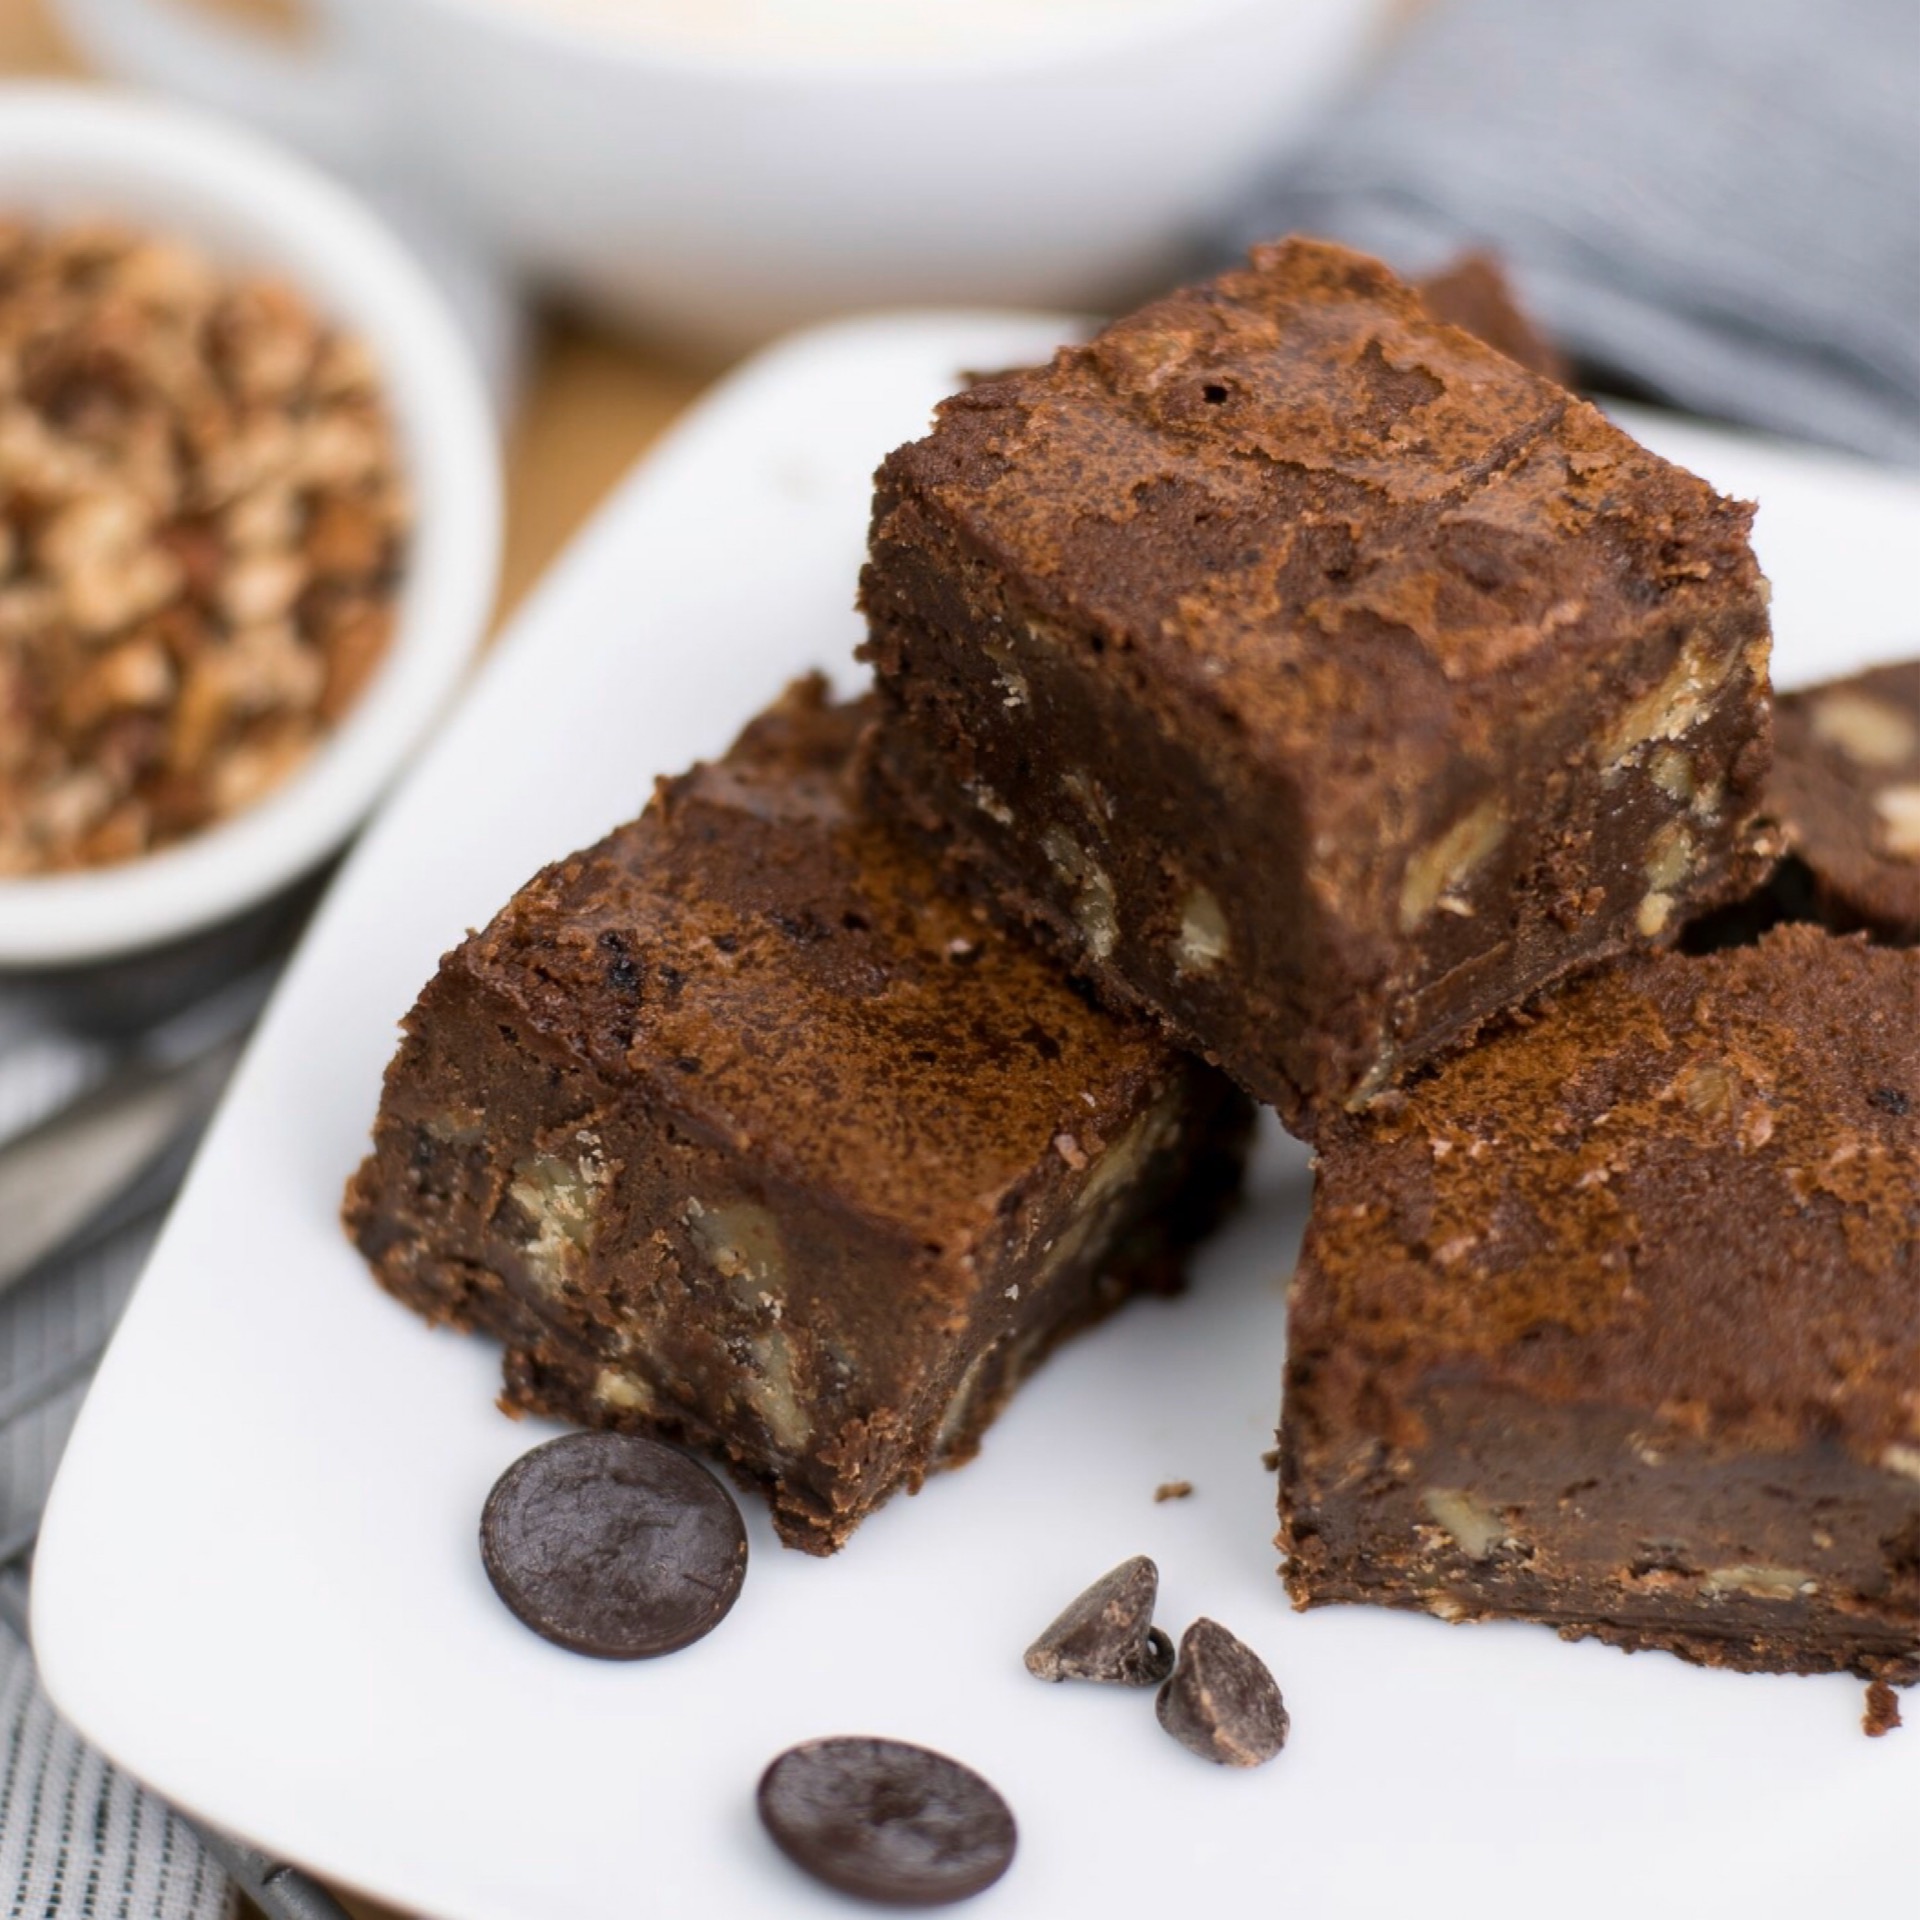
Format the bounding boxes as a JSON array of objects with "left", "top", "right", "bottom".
[
  {"left": 480, "top": 1431, "right": 746, "bottom": 1658},
  {"left": 757, "top": 1737, "right": 1017, "bottom": 1906}
]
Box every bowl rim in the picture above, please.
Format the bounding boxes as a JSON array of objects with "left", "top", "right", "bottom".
[
  {"left": 0, "top": 81, "right": 502, "bottom": 969},
  {"left": 413, "top": 0, "right": 1306, "bottom": 82}
]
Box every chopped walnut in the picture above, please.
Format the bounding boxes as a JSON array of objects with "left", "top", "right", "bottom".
[
  {"left": 1873, "top": 782, "right": 1920, "bottom": 862},
  {"left": 0, "top": 220, "right": 407, "bottom": 876}
]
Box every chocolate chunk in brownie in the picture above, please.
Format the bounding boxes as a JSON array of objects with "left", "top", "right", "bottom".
[
  {"left": 861, "top": 236, "right": 1777, "bottom": 1124},
  {"left": 1770, "top": 661, "right": 1920, "bottom": 942},
  {"left": 1416, "top": 252, "right": 1569, "bottom": 384},
  {"left": 344, "top": 678, "right": 1250, "bottom": 1554},
  {"left": 1279, "top": 925, "right": 1919, "bottom": 1687}
]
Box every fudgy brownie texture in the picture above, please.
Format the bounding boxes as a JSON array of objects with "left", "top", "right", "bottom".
[
  {"left": 345, "top": 680, "right": 1250, "bottom": 1554},
  {"left": 861, "top": 237, "right": 1778, "bottom": 1124},
  {"left": 1415, "top": 253, "right": 1568, "bottom": 385},
  {"left": 1769, "top": 662, "right": 1919, "bottom": 943},
  {"left": 1279, "top": 925, "right": 1919, "bottom": 1686}
]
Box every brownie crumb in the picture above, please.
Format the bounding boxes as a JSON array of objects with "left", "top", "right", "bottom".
[
  {"left": 1260, "top": 1447, "right": 1281, "bottom": 1473},
  {"left": 1865, "top": 1680, "right": 1904, "bottom": 1737},
  {"left": 1154, "top": 1480, "right": 1194, "bottom": 1503}
]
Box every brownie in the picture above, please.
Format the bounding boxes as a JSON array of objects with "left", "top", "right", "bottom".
[
  {"left": 1768, "top": 662, "right": 1920, "bottom": 942},
  {"left": 1415, "top": 252, "right": 1568, "bottom": 384},
  {"left": 345, "top": 679, "right": 1250, "bottom": 1554},
  {"left": 1279, "top": 924, "right": 1919, "bottom": 1686},
  {"left": 860, "top": 236, "right": 1778, "bottom": 1123}
]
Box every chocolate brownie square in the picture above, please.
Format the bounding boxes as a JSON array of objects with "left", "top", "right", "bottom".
[
  {"left": 345, "top": 680, "right": 1250, "bottom": 1553},
  {"left": 861, "top": 237, "right": 1778, "bottom": 1122},
  {"left": 1279, "top": 925, "right": 1918, "bottom": 1688},
  {"left": 1770, "top": 661, "right": 1919, "bottom": 942},
  {"left": 1416, "top": 252, "right": 1568, "bottom": 384}
]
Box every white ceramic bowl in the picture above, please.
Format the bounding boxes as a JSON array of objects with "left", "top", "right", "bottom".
[
  {"left": 56, "top": 0, "right": 1393, "bottom": 354},
  {"left": 0, "top": 84, "right": 501, "bottom": 968}
]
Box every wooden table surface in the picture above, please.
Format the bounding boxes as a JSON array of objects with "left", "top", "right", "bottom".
[{"left": 5, "top": 5, "right": 722, "bottom": 1915}]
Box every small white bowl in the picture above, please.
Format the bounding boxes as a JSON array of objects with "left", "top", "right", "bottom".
[
  {"left": 56, "top": 0, "right": 1392, "bottom": 354},
  {"left": 0, "top": 83, "right": 501, "bottom": 968}
]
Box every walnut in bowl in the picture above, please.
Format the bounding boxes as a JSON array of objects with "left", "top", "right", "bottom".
[
  {"left": 0, "top": 85, "right": 499, "bottom": 966},
  {"left": 0, "top": 220, "right": 411, "bottom": 875}
]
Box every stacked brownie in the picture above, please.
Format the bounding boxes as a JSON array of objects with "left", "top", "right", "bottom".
[
  {"left": 862, "top": 239, "right": 1776, "bottom": 1120},
  {"left": 349, "top": 235, "right": 1915, "bottom": 1702}
]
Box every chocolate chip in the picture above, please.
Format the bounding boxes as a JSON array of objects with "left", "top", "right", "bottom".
[
  {"left": 1024, "top": 1554, "right": 1174, "bottom": 1686},
  {"left": 757, "top": 1737, "right": 1016, "bottom": 1905},
  {"left": 480, "top": 1431, "right": 746, "bottom": 1659},
  {"left": 1869, "top": 1085, "right": 1910, "bottom": 1116},
  {"left": 1155, "top": 1618, "right": 1289, "bottom": 1767}
]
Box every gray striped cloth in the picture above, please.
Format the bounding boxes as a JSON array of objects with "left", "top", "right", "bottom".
[
  {"left": 0, "top": 996, "right": 234, "bottom": 1920},
  {"left": 1, "top": 1614, "right": 231, "bottom": 1920},
  {"left": 1226, "top": 0, "right": 1920, "bottom": 465}
]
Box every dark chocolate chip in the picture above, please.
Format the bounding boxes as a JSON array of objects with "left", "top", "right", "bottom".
[
  {"left": 1870, "top": 1085, "right": 1910, "bottom": 1116},
  {"left": 480, "top": 1431, "right": 746, "bottom": 1659},
  {"left": 1024, "top": 1554, "right": 1174, "bottom": 1686},
  {"left": 1155, "top": 1618, "right": 1289, "bottom": 1767},
  {"left": 757, "top": 1737, "right": 1016, "bottom": 1906}
]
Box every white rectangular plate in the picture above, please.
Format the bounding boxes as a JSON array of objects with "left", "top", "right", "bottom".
[{"left": 34, "top": 313, "right": 1920, "bottom": 1920}]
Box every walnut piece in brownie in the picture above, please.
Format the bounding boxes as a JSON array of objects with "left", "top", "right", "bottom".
[
  {"left": 1770, "top": 661, "right": 1920, "bottom": 943},
  {"left": 861, "top": 236, "right": 1777, "bottom": 1123},
  {"left": 1279, "top": 925, "right": 1919, "bottom": 1689},
  {"left": 345, "top": 679, "right": 1249, "bottom": 1553}
]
